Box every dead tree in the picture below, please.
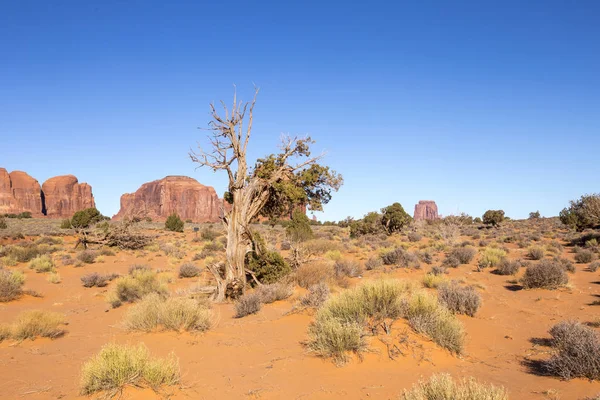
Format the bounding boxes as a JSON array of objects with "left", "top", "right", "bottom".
[{"left": 190, "top": 87, "right": 342, "bottom": 301}]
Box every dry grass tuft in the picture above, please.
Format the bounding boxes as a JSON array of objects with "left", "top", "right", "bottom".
[
  {"left": 401, "top": 373, "right": 509, "bottom": 400},
  {"left": 123, "top": 293, "right": 212, "bottom": 333},
  {"left": 80, "top": 343, "right": 180, "bottom": 396}
]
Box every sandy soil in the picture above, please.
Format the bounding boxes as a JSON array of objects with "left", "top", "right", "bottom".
[{"left": 1, "top": 228, "right": 600, "bottom": 400}]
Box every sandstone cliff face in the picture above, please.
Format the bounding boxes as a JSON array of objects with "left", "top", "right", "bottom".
[
  {"left": 414, "top": 200, "right": 439, "bottom": 221},
  {"left": 0, "top": 168, "right": 95, "bottom": 217},
  {"left": 113, "top": 176, "right": 222, "bottom": 222},
  {"left": 42, "top": 175, "right": 96, "bottom": 218},
  {"left": 0, "top": 168, "right": 43, "bottom": 216}
]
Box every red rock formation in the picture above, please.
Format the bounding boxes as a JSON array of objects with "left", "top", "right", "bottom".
[
  {"left": 41, "top": 175, "right": 96, "bottom": 218},
  {"left": 414, "top": 200, "right": 439, "bottom": 221},
  {"left": 0, "top": 168, "right": 43, "bottom": 216},
  {"left": 113, "top": 176, "right": 222, "bottom": 222}
]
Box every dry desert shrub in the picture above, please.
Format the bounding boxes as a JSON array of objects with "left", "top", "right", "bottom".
[
  {"left": 438, "top": 281, "right": 481, "bottom": 317},
  {"left": 404, "top": 291, "right": 465, "bottom": 354},
  {"left": 80, "top": 343, "right": 180, "bottom": 396},
  {"left": 527, "top": 246, "right": 546, "bottom": 260},
  {"left": 0, "top": 269, "right": 25, "bottom": 301},
  {"left": 520, "top": 260, "right": 569, "bottom": 289},
  {"left": 81, "top": 272, "right": 118, "bottom": 288},
  {"left": 296, "top": 262, "right": 334, "bottom": 288},
  {"left": 299, "top": 282, "right": 330, "bottom": 308},
  {"left": 495, "top": 259, "right": 526, "bottom": 276},
  {"left": 545, "top": 320, "right": 600, "bottom": 380},
  {"left": 256, "top": 282, "right": 293, "bottom": 304},
  {"left": 422, "top": 273, "right": 447, "bottom": 289},
  {"left": 478, "top": 247, "right": 507, "bottom": 269},
  {"left": 28, "top": 254, "right": 55, "bottom": 273},
  {"left": 47, "top": 272, "right": 61, "bottom": 284},
  {"left": 365, "top": 256, "right": 383, "bottom": 270},
  {"left": 401, "top": 373, "right": 508, "bottom": 400},
  {"left": 77, "top": 250, "right": 98, "bottom": 264},
  {"left": 123, "top": 293, "right": 212, "bottom": 332},
  {"left": 448, "top": 246, "right": 477, "bottom": 265},
  {"left": 575, "top": 248, "right": 596, "bottom": 263},
  {"left": 234, "top": 292, "right": 262, "bottom": 318},
  {"left": 10, "top": 310, "right": 66, "bottom": 341},
  {"left": 307, "top": 280, "right": 417, "bottom": 363},
  {"left": 334, "top": 258, "right": 363, "bottom": 278},
  {"left": 381, "top": 248, "right": 420, "bottom": 269},
  {"left": 108, "top": 269, "right": 168, "bottom": 308},
  {"left": 589, "top": 261, "right": 600, "bottom": 272},
  {"left": 178, "top": 263, "right": 201, "bottom": 278}
]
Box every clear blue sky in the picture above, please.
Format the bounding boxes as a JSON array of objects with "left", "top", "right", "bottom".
[{"left": 1, "top": 1, "right": 599, "bottom": 221}]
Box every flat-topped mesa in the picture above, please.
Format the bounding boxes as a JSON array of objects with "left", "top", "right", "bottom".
[
  {"left": 42, "top": 175, "right": 96, "bottom": 218},
  {"left": 0, "top": 168, "right": 44, "bottom": 216},
  {"left": 414, "top": 200, "right": 439, "bottom": 221},
  {"left": 113, "top": 175, "right": 222, "bottom": 222}
]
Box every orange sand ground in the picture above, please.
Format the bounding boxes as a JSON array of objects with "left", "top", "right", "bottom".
[{"left": 1, "top": 230, "right": 600, "bottom": 399}]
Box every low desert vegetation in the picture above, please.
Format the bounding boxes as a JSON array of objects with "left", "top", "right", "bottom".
[
  {"left": 178, "top": 262, "right": 201, "bottom": 278},
  {"left": 438, "top": 281, "right": 481, "bottom": 317},
  {"left": 404, "top": 291, "right": 465, "bottom": 354},
  {"left": 107, "top": 269, "right": 168, "bottom": 308},
  {"left": 307, "top": 279, "right": 465, "bottom": 364},
  {"left": 544, "top": 320, "right": 600, "bottom": 380},
  {"left": 80, "top": 343, "right": 180, "bottom": 396},
  {"left": 28, "top": 254, "right": 55, "bottom": 273},
  {"left": 165, "top": 213, "right": 184, "bottom": 232},
  {"left": 123, "top": 293, "right": 212, "bottom": 333},
  {"left": 0, "top": 269, "right": 25, "bottom": 301},
  {"left": 299, "top": 282, "right": 330, "bottom": 308},
  {"left": 520, "top": 260, "right": 569, "bottom": 289},
  {"left": 0, "top": 310, "right": 66, "bottom": 342},
  {"left": 81, "top": 272, "right": 119, "bottom": 288},
  {"left": 478, "top": 247, "right": 507, "bottom": 269},
  {"left": 77, "top": 250, "right": 98, "bottom": 264},
  {"left": 234, "top": 292, "right": 262, "bottom": 318},
  {"left": 400, "top": 373, "right": 509, "bottom": 400},
  {"left": 527, "top": 246, "right": 545, "bottom": 260}
]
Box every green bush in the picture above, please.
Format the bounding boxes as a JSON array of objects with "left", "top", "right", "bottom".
[
  {"left": 0, "top": 217, "right": 7, "bottom": 230},
  {"left": 164, "top": 213, "right": 184, "bottom": 232},
  {"left": 529, "top": 211, "right": 541, "bottom": 219},
  {"left": 381, "top": 202, "right": 412, "bottom": 234},
  {"left": 71, "top": 208, "right": 105, "bottom": 229},
  {"left": 560, "top": 194, "right": 600, "bottom": 231},
  {"left": 482, "top": 210, "right": 505, "bottom": 227},
  {"left": 286, "top": 210, "right": 314, "bottom": 242},
  {"left": 59, "top": 219, "right": 71, "bottom": 229},
  {"left": 245, "top": 233, "right": 290, "bottom": 284},
  {"left": 349, "top": 212, "right": 384, "bottom": 238}
]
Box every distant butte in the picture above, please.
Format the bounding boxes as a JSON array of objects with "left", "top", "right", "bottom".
[
  {"left": 414, "top": 200, "right": 439, "bottom": 221},
  {"left": 0, "top": 168, "right": 95, "bottom": 218}
]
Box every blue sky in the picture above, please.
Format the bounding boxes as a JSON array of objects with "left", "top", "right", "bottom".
[{"left": 1, "top": 1, "right": 599, "bottom": 221}]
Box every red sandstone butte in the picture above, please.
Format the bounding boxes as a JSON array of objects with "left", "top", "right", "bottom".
[
  {"left": 113, "top": 176, "right": 222, "bottom": 222},
  {"left": 42, "top": 175, "right": 96, "bottom": 218},
  {"left": 0, "top": 168, "right": 43, "bottom": 216},
  {"left": 414, "top": 200, "right": 439, "bottom": 221}
]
